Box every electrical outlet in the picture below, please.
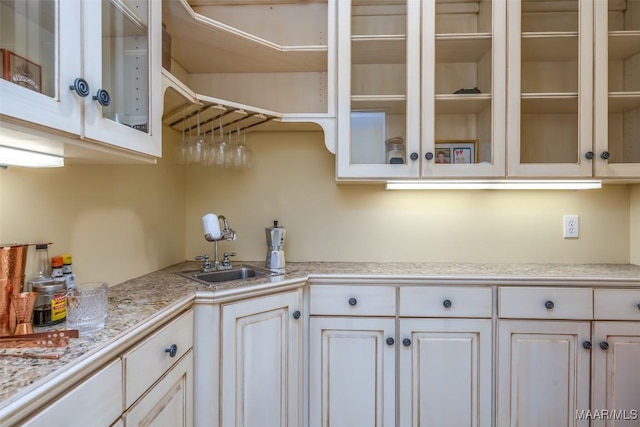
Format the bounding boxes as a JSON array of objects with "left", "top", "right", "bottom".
[{"left": 563, "top": 215, "right": 579, "bottom": 238}]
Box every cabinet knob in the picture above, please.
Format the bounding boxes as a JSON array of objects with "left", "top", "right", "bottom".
[
  {"left": 600, "top": 151, "right": 611, "bottom": 160},
  {"left": 292, "top": 310, "right": 301, "bottom": 320},
  {"left": 348, "top": 297, "right": 357, "bottom": 306},
  {"left": 585, "top": 151, "right": 594, "bottom": 160},
  {"left": 599, "top": 341, "right": 609, "bottom": 351},
  {"left": 165, "top": 344, "right": 178, "bottom": 358},
  {"left": 386, "top": 337, "right": 395, "bottom": 346},
  {"left": 443, "top": 299, "right": 452, "bottom": 308},
  {"left": 425, "top": 152, "right": 434, "bottom": 161},
  {"left": 410, "top": 152, "right": 419, "bottom": 161},
  {"left": 402, "top": 338, "right": 411, "bottom": 347},
  {"left": 582, "top": 341, "right": 592, "bottom": 350},
  {"left": 93, "top": 89, "right": 111, "bottom": 107},
  {"left": 69, "top": 78, "right": 90, "bottom": 97},
  {"left": 545, "top": 300, "right": 555, "bottom": 310},
  {"left": 637, "top": 303, "right": 640, "bottom": 311}
]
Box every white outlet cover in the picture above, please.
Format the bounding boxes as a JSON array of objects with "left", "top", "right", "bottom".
[{"left": 563, "top": 215, "right": 579, "bottom": 238}]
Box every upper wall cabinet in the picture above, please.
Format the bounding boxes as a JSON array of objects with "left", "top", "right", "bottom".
[
  {"left": 507, "top": 0, "right": 594, "bottom": 177},
  {"left": 161, "top": 0, "right": 336, "bottom": 152},
  {"left": 337, "top": 0, "right": 506, "bottom": 180},
  {"left": 594, "top": 0, "right": 640, "bottom": 178},
  {"left": 0, "top": 0, "right": 162, "bottom": 161}
]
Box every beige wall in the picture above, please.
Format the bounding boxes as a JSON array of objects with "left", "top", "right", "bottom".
[
  {"left": 0, "top": 126, "right": 186, "bottom": 286},
  {"left": 631, "top": 185, "right": 640, "bottom": 265},
  {"left": 186, "top": 131, "right": 631, "bottom": 264}
]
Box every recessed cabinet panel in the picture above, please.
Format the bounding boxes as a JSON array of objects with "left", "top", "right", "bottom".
[{"left": 594, "top": 0, "right": 640, "bottom": 177}]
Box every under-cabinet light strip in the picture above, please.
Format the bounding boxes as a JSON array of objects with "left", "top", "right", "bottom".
[
  {"left": 385, "top": 180, "right": 602, "bottom": 190},
  {"left": 0, "top": 145, "right": 64, "bottom": 168}
]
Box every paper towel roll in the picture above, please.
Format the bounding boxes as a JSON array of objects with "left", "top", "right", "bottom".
[{"left": 202, "top": 213, "right": 221, "bottom": 241}]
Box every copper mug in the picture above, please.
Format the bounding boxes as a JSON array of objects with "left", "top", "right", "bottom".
[{"left": 0, "top": 244, "right": 29, "bottom": 336}]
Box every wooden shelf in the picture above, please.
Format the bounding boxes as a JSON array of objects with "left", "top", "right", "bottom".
[
  {"left": 351, "top": 95, "right": 406, "bottom": 115},
  {"left": 608, "top": 92, "right": 640, "bottom": 113},
  {"left": 162, "top": 0, "right": 327, "bottom": 73},
  {"left": 521, "top": 93, "right": 578, "bottom": 113},
  {"left": 521, "top": 33, "right": 578, "bottom": 61},
  {"left": 608, "top": 31, "right": 640, "bottom": 60},
  {"left": 435, "top": 34, "right": 492, "bottom": 63},
  {"left": 435, "top": 94, "right": 492, "bottom": 114}
]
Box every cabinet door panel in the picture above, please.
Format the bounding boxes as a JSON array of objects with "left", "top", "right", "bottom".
[
  {"left": 125, "top": 350, "right": 193, "bottom": 427},
  {"left": 592, "top": 322, "right": 640, "bottom": 427},
  {"left": 310, "top": 316, "right": 396, "bottom": 427},
  {"left": 497, "top": 320, "right": 591, "bottom": 427},
  {"left": 399, "top": 318, "right": 492, "bottom": 427},
  {"left": 221, "top": 290, "right": 302, "bottom": 427}
]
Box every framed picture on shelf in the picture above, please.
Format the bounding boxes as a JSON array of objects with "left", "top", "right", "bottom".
[
  {"left": 435, "top": 140, "right": 477, "bottom": 164},
  {"left": 0, "top": 49, "right": 42, "bottom": 93}
]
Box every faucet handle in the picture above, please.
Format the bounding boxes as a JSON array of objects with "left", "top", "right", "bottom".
[
  {"left": 195, "top": 254, "right": 212, "bottom": 272},
  {"left": 222, "top": 252, "right": 236, "bottom": 267}
]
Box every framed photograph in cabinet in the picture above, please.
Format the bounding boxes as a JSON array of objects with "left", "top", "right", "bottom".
[
  {"left": 435, "top": 140, "right": 477, "bottom": 164},
  {"left": 0, "top": 49, "right": 42, "bottom": 93}
]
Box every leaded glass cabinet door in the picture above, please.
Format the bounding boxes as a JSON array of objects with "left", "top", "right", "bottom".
[
  {"left": 421, "top": 0, "right": 506, "bottom": 178},
  {"left": 594, "top": 0, "right": 640, "bottom": 177},
  {"left": 337, "top": 0, "right": 421, "bottom": 179},
  {"left": 507, "top": 0, "right": 594, "bottom": 177},
  {"left": 0, "top": 0, "right": 83, "bottom": 136}
]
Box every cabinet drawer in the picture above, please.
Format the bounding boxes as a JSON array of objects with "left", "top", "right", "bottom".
[
  {"left": 499, "top": 287, "right": 593, "bottom": 319},
  {"left": 123, "top": 309, "right": 194, "bottom": 408},
  {"left": 309, "top": 285, "right": 396, "bottom": 316},
  {"left": 594, "top": 289, "right": 640, "bottom": 320},
  {"left": 22, "top": 359, "right": 123, "bottom": 427},
  {"left": 399, "top": 286, "right": 493, "bottom": 318}
]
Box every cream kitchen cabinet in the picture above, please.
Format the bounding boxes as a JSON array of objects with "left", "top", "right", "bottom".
[
  {"left": 497, "top": 287, "right": 594, "bottom": 427},
  {"left": 0, "top": 0, "right": 162, "bottom": 161},
  {"left": 337, "top": 0, "right": 507, "bottom": 180},
  {"left": 592, "top": 289, "right": 640, "bottom": 426},
  {"left": 219, "top": 289, "right": 303, "bottom": 427},
  {"left": 398, "top": 286, "right": 493, "bottom": 427}
]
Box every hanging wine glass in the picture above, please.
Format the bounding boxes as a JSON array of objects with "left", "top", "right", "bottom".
[
  {"left": 233, "top": 125, "right": 250, "bottom": 169},
  {"left": 187, "top": 111, "right": 204, "bottom": 164},
  {"left": 224, "top": 129, "right": 236, "bottom": 168},
  {"left": 200, "top": 118, "right": 215, "bottom": 166},
  {"left": 212, "top": 117, "right": 228, "bottom": 167},
  {"left": 175, "top": 118, "right": 188, "bottom": 164}
]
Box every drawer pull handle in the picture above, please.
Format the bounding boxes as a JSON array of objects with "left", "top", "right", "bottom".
[
  {"left": 545, "top": 300, "right": 555, "bottom": 310},
  {"left": 402, "top": 338, "right": 411, "bottom": 347},
  {"left": 386, "top": 337, "right": 395, "bottom": 346},
  {"left": 165, "top": 344, "right": 178, "bottom": 358},
  {"left": 292, "top": 310, "right": 301, "bottom": 320},
  {"left": 348, "top": 297, "right": 357, "bottom": 306},
  {"left": 582, "top": 341, "right": 592, "bottom": 350},
  {"left": 585, "top": 151, "right": 594, "bottom": 160},
  {"left": 599, "top": 341, "right": 609, "bottom": 351},
  {"left": 69, "top": 77, "right": 90, "bottom": 97},
  {"left": 443, "top": 299, "right": 452, "bottom": 308}
]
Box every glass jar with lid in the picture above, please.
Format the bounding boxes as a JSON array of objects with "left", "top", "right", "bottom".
[
  {"left": 385, "top": 137, "right": 406, "bottom": 164},
  {"left": 31, "top": 280, "right": 66, "bottom": 326}
]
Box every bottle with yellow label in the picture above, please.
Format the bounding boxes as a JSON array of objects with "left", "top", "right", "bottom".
[{"left": 32, "top": 280, "right": 66, "bottom": 326}]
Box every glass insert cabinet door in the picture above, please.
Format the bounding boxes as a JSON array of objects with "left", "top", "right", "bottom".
[
  {"left": 421, "top": 0, "right": 506, "bottom": 178},
  {"left": 0, "top": 0, "right": 83, "bottom": 135},
  {"left": 507, "top": 0, "right": 594, "bottom": 177},
  {"left": 83, "top": 0, "right": 153, "bottom": 144},
  {"left": 337, "top": 0, "right": 421, "bottom": 179},
  {"left": 594, "top": 0, "right": 640, "bottom": 177}
]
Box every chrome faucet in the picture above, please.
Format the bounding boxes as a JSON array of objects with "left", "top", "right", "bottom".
[{"left": 203, "top": 214, "right": 237, "bottom": 270}]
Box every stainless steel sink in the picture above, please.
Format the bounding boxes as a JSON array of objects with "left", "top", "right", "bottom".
[{"left": 180, "top": 265, "right": 280, "bottom": 285}]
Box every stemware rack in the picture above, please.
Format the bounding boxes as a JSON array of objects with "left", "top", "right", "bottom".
[{"left": 162, "top": 70, "right": 282, "bottom": 139}]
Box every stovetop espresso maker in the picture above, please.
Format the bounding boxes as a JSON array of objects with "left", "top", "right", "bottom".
[{"left": 265, "top": 220, "right": 286, "bottom": 270}]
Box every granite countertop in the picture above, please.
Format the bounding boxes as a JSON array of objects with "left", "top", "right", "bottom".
[{"left": 1, "top": 261, "right": 640, "bottom": 416}]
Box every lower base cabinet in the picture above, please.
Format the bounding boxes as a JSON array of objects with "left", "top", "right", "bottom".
[
  {"left": 309, "top": 316, "right": 396, "bottom": 427},
  {"left": 124, "top": 350, "right": 194, "bottom": 427},
  {"left": 497, "top": 320, "right": 592, "bottom": 427},
  {"left": 220, "top": 290, "right": 303, "bottom": 427},
  {"left": 399, "top": 318, "right": 493, "bottom": 427}
]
